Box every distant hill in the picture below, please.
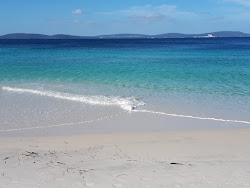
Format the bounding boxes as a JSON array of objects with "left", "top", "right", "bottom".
[
  {"left": 0, "top": 31, "right": 250, "bottom": 39},
  {"left": 0, "top": 33, "right": 51, "bottom": 39},
  {"left": 0, "top": 33, "right": 93, "bottom": 39},
  {"left": 50, "top": 34, "right": 83, "bottom": 39},
  {"left": 204, "top": 31, "right": 250, "bottom": 37},
  {"left": 153, "top": 33, "right": 195, "bottom": 38},
  {"left": 98, "top": 34, "right": 150, "bottom": 39},
  {"left": 153, "top": 31, "right": 250, "bottom": 38}
]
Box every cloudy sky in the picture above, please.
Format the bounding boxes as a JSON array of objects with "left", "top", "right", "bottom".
[{"left": 1, "top": 0, "right": 250, "bottom": 35}]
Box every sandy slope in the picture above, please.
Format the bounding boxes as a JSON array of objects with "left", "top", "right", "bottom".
[{"left": 1, "top": 128, "right": 250, "bottom": 188}]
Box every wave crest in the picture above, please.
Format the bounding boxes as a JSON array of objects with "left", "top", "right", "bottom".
[{"left": 1, "top": 86, "right": 145, "bottom": 111}]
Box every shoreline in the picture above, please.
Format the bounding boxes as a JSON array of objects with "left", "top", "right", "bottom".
[{"left": 1, "top": 110, "right": 249, "bottom": 137}]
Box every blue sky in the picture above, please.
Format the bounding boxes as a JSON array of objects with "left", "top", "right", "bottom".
[{"left": 1, "top": 0, "right": 250, "bottom": 35}]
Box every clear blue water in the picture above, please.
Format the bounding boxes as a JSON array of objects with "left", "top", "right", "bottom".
[{"left": 0, "top": 38, "right": 250, "bottom": 130}]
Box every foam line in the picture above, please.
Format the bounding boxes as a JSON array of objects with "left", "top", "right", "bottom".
[
  {"left": 134, "top": 110, "right": 250, "bottom": 124},
  {"left": 0, "top": 113, "right": 121, "bottom": 132},
  {"left": 1, "top": 86, "right": 145, "bottom": 111}
]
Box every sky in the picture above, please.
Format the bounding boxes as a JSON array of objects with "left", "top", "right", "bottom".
[{"left": 1, "top": 0, "right": 250, "bottom": 36}]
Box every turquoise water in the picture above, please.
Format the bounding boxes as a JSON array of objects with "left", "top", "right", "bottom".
[{"left": 0, "top": 38, "right": 250, "bottom": 130}]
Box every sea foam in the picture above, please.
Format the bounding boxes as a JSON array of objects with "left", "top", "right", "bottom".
[
  {"left": 1, "top": 86, "right": 145, "bottom": 111},
  {"left": 134, "top": 110, "right": 250, "bottom": 124}
]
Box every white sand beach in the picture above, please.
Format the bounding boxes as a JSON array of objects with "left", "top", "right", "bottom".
[{"left": 1, "top": 127, "right": 250, "bottom": 188}]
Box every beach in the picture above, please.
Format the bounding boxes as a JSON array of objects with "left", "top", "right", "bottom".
[
  {"left": 1, "top": 125, "right": 250, "bottom": 188},
  {"left": 0, "top": 38, "right": 250, "bottom": 187}
]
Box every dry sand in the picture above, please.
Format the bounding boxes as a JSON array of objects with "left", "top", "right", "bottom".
[{"left": 1, "top": 128, "right": 250, "bottom": 188}]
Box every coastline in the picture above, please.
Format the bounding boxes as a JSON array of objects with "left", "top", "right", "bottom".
[{"left": 1, "top": 127, "right": 250, "bottom": 187}]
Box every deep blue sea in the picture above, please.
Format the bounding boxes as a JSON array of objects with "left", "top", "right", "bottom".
[{"left": 0, "top": 38, "right": 250, "bottom": 131}]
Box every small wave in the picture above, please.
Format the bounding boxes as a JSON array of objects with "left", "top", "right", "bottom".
[
  {"left": 1, "top": 86, "right": 145, "bottom": 111},
  {"left": 134, "top": 110, "right": 250, "bottom": 124},
  {"left": 2, "top": 86, "right": 249, "bottom": 125}
]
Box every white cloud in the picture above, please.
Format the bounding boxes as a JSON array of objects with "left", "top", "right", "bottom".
[
  {"left": 207, "top": 16, "right": 225, "bottom": 21},
  {"left": 73, "top": 19, "right": 80, "bottom": 24},
  {"left": 130, "top": 13, "right": 169, "bottom": 22},
  {"left": 72, "top": 9, "right": 83, "bottom": 15},
  {"left": 120, "top": 4, "right": 175, "bottom": 16},
  {"left": 94, "top": 12, "right": 113, "bottom": 15},
  {"left": 119, "top": 4, "right": 196, "bottom": 22},
  {"left": 224, "top": 0, "right": 250, "bottom": 6},
  {"left": 72, "top": 20, "right": 95, "bottom": 25},
  {"left": 95, "top": 4, "right": 194, "bottom": 23},
  {"left": 93, "top": 4, "right": 196, "bottom": 22}
]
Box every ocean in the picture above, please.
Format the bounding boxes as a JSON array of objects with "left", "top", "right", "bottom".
[{"left": 0, "top": 38, "right": 250, "bottom": 131}]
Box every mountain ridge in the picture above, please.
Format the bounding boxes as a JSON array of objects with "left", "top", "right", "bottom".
[{"left": 1, "top": 31, "right": 250, "bottom": 39}]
